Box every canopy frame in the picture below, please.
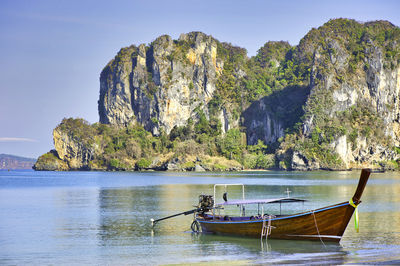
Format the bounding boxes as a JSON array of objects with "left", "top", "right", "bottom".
[{"left": 212, "top": 184, "right": 306, "bottom": 216}]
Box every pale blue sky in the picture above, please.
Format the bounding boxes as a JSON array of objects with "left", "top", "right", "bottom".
[{"left": 0, "top": 0, "right": 399, "bottom": 158}]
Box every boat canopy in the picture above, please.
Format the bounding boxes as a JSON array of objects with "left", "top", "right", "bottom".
[{"left": 215, "top": 197, "right": 306, "bottom": 206}]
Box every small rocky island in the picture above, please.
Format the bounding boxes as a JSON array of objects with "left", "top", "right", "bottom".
[{"left": 34, "top": 19, "right": 400, "bottom": 171}]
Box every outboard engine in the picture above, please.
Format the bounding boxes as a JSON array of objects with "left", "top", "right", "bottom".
[{"left": 198, "top": 195, "right": 214, "bottom": 213}]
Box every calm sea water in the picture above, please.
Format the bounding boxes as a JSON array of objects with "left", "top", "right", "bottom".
[{"left": 0, "top": 170, "right": 399, "bottom": 265}]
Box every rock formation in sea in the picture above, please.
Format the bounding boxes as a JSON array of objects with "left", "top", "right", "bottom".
[
  {"left": 98, "top": 32, "right": 237, "bottom": 135},
  {"left": 35, "top": 19, "right": 400, "bottom": 171}
]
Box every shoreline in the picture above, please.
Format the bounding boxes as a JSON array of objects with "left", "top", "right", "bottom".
[{"left": 31, "top": 167, "right": 394, "bottom": 173}]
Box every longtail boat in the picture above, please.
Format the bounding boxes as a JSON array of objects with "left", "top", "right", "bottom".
[{"left": 151, "top": 169, "right": 371, "bottom": 243}]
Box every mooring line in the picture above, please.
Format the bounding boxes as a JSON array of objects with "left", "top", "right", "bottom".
[{"left": 312, "top": 210, "right": 326, "bottom": 248}]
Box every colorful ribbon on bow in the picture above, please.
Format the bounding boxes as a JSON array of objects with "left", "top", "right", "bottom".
[{"left": 349, "top": 199, "right": 359, "bottom": 233}]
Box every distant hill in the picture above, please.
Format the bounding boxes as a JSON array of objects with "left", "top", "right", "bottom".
[{"left": 0, "top": 154, "right": 36, "bottom": 170}]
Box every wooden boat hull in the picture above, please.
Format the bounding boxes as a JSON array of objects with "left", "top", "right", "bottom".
[
  {"left": 196, "top": 201, "right": 355, "bottom": 242},
  {"left": 196, "top": 169, "right": 371, "bottom": 242}
]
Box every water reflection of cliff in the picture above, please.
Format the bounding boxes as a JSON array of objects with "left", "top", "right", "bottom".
[
  {"left": 95, "top": 172, "right": 400, "bottom": 252},
  {"left": 47, "top": 171, "right": 400, "bottom": 264}
]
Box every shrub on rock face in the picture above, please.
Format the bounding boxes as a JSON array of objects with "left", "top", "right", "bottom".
[
  {"left": 217, "top": 129, "right": 243, "bottom": 160},
  {"left": 243, "top": 153, "right": 257, "bottom": 169},
  {"left": 255, "top": 154, "right": 276, "bottom": 169},
  {"left": 125, "top": 139, "right": 142, "bottom": 159},
  {"left": 58, "top": 118, "right": 96, "bottom": 145},
  {"left": 243, "top": 153, "right": 275, "bottom": 169},
  {"left": 33, "top": 150, "right": 68, "bottom": 171},
  {"left": 136, "top": 158, "right": 152, "bottom": 170},
  {"left": 109, "top": 158, "right": 120, "bottom": 170}
]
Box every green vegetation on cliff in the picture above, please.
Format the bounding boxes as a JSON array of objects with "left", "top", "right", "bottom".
[
  {"left": 276, "top": 19, "right": 400, "bottom": 170},
  {"left": 36, "top": 18, "right": 400, "bottom": 171},
  {"left": 36, "top": 117, "right": 272, "bottom": 171}
]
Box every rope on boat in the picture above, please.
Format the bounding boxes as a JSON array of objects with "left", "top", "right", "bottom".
[
  {"left": 349, "top": 199, "right": 359, "bottom": 233},
  {"left": 191, "top": 220, "right": 200, "bottom": 233},
  {"left": 312, "top": 210, "right": 326, "bottom": 247}
]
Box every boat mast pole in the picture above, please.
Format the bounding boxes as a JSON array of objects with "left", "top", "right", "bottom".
[{"left": 352, "top": 168, "right": 371, "bottom": 205}]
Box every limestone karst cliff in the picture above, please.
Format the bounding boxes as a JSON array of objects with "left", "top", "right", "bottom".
[
  {"left": 276, "top": 19, "right": 400, "bottom": 170},
  {"left": 35, "top": 19, "right": 400, "bottom": 171},
  {"left": 99, "top": 32, "right": 236, "bottom": 135}
]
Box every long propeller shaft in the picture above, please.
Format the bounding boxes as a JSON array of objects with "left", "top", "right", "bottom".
[{"left": 150, "top": 208, "right": 201, "bottom": 226}]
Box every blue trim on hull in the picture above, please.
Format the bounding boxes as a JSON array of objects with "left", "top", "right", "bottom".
[{"left": 197, "top": 202, "right": 350, "bottom": 224}]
